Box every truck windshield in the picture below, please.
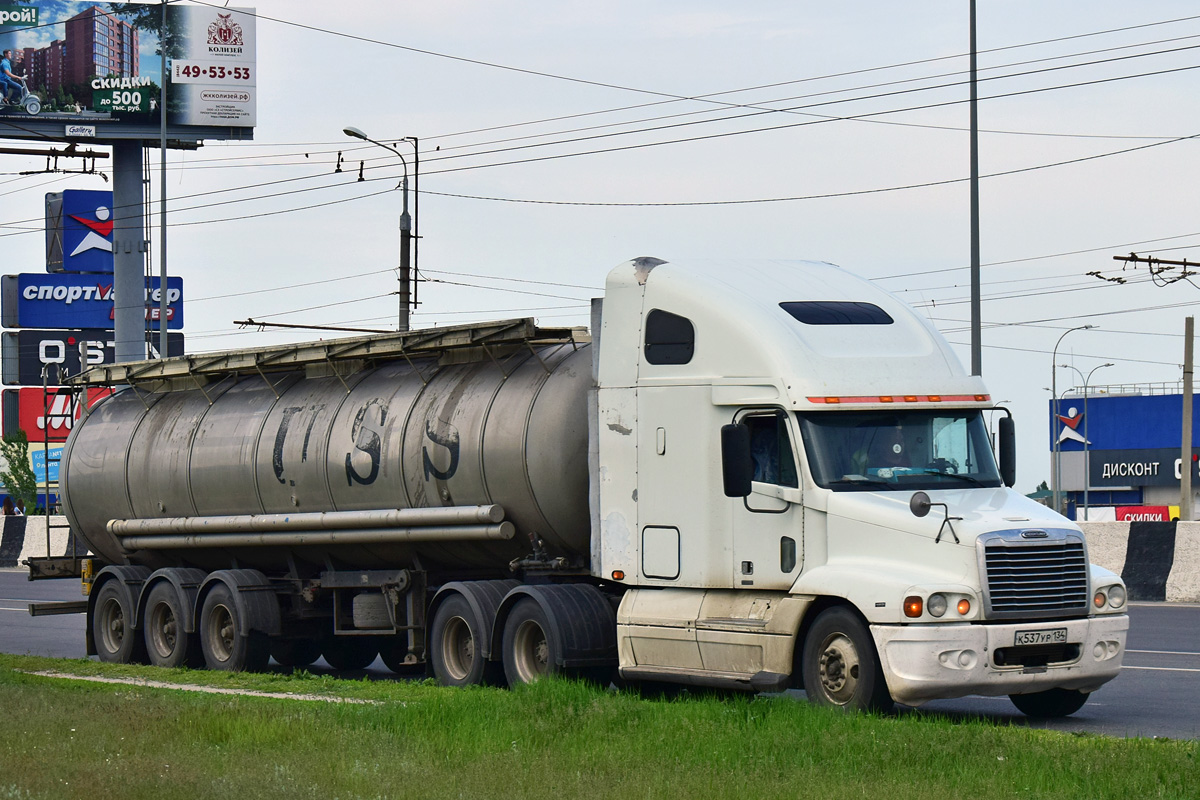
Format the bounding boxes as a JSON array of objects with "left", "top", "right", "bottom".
[{"left": 796, "top": 410, "right": 1003, "bottom": 491}]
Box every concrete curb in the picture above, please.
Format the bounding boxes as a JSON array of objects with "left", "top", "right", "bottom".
[
  {"left": 1080, "top": 521, "right": 1199, "bottom": 602},
  {"left": 0, "top": 515, "right": 89, "bottom": 568}
]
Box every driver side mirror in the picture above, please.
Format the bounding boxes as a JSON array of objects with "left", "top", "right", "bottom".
[
  {"left": 997, "top": 416, "right": 1016, "bottom": 488},
  {"left": 721, "top": 423, "right": 753, "bottom": 498}
]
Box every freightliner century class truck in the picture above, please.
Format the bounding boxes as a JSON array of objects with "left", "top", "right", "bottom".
[{"left": 38, "top": 257, "right": 1128, "bottom": 715}]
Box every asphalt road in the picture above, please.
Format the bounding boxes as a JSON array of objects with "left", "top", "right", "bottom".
[{"left": 2, "top": 569, "right": 1196, "bottom": 739}]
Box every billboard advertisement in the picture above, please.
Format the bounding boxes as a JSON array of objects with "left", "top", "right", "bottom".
[
  {"left": 1, "top": 273, "right": 183, "bottom": 330},
  {"left": 0, "top": 2, "right": 254, "bottom": 128},
  {"left": 2, "top": 329, "right": 185, "bottom": 385},
  {"left": 1, "top": 386, "right": 113, "bottom": 442}
]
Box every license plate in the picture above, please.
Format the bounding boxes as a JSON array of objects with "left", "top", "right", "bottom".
[{"left": 1015, "top": 628, "right": 1067, "bottom": 646}]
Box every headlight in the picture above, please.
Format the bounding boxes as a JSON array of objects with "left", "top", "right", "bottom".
[
  {"left": 927, "top": 593, "right": 948, "bottom": 617},
  {"left": 1107, "top": 584, "right": 1126, "bottom": 609}
]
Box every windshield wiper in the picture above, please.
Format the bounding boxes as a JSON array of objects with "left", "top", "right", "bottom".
[{"left": 918, "top": 470, "right": 986, "bottom": 487}]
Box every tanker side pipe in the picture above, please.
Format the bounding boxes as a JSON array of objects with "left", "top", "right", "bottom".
[
  {"left": 107, "top": 505, "right": 505, "bottom": 537},
  {"left": 119, "top": 522, "right": 517, "bottom": 550}
]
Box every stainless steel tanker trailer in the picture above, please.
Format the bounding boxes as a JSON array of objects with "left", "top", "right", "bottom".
[{"left": 36, "top": 258, "right": 1128, "bottom": 715}]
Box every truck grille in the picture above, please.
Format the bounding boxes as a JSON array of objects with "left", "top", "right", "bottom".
[{"left": 979, "top": 532, "right": 1089, "bottom": 619}]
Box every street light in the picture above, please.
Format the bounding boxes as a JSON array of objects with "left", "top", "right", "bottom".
[
  {"left": 1082, "top": 363, "right": 1114, "bottom": 520},
  {"left": 344, "top": 126, "right": 413, "bottom": 332},
  {"left": 1051, "top": 325, "right": 1096, "bottom": 513}
]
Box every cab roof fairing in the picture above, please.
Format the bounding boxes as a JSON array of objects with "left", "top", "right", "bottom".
[{"left": 606, "top": 258, "right": 990, "bottom": 405}]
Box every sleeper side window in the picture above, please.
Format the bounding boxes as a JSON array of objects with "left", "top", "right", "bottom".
[{"left": 644, "top": 309, "right": 694, "bottom": 365}]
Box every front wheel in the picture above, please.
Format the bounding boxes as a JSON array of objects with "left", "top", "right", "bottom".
[
  {"left": 801, "top": 607, "right": 893, "bottom": 713},
  {"left": 23, "top": 96, "right": 39, "bottom": 115},
  {"left": 1009, "top": 688, "right": 1089, "bottom": 718}
]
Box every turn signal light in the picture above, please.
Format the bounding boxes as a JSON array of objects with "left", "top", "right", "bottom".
[
  {"left": 1093, "top": 591, "right": 1106, "bottom": 608},
  {"left": 612, "top": 570, "right": 625, "bottom": 581},
  {"left": 957, "top": 598, "right": 971, "bottom": 615},
  {"left": 904, "top": 596, "right": 923, "bottom": 617}
]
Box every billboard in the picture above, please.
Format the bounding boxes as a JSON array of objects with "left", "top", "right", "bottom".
[
  {"left": 0, "top": 3, "right": 255, "bottom": 128},
  {"left": 2, "top": 329, "right": 185, "bottom": 385},
  {"left": 46, "top": 189, "right": 115, "bottom": 273},
  {"left": 1, "top": 386, "right": 113, "bottom": 442},
  {"left": 1, "top": 273, "right": 183, "bottom": 330}
]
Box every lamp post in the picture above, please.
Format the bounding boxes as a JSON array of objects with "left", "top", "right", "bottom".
[
  {"left": 1051, "top": 325, "right": 1096, "bottom": 513},
  {"left": 343, "top": 126, "right": 412, "bottom": 332},
  {"left": 1082, "top": 363, "right": 1114, "bottom": 520}
]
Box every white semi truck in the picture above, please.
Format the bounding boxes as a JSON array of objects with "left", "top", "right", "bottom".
[{"left": 44, "top": 257, "right": 1127, "bottom": 715}]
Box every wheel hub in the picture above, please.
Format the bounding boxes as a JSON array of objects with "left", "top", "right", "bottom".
[{"left": 818, "top": 633, "right": 861, "bottom": 704}]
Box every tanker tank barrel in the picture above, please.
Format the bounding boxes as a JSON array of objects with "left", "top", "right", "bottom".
[
  {"left": 107, "top": 506, "right": 507, "bottom": 537},
  {"left": 119, "top": 522, "right": 517, "bottom": 551}
]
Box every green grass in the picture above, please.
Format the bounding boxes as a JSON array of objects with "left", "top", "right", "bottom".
[{"left": 0, "top": 654, "right": 1195, "bottom": 800}]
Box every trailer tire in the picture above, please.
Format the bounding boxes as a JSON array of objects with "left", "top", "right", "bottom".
[
  {"left": 430, "top": 593, "right": 503, "bottom": 687},
  {"left": 320, "top": 637, "right": 378, "bottom": 671},
  {"left": 801, "top": 607, "right": 892, "bottom": 713},
  {"left": 92, "top": 579, "right": 148, "bottom": 665},
  {"left": 1009, "top": 688, "right": 1089, "bottom": 718},
  {"left": 502, "top": 597, "right": 562, "bottom": 686},
  {"left": 143, "top": 582, "right": 202, "bottom": 669},
  {"left": 200, "top": 583, "right": 270, "bottom": 672},
  {"left": 271, "top": 638, "right": 322, "bottom": 668}
]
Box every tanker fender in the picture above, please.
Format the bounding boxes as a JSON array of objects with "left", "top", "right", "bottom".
[
  {"left": 429, "top": 579, "right": 519, "bottom": 661},
  {"left": 86, "top": 565, "right": 152, "bottom": 657},
  {"left": 491, "top": 583, "right": 618, "bottom": 668},
  {"left": 195, "top": 569, "right": 282, "bottom": 638},
  {"left": 136, "top": 568, "right": 208, "bottom": 635}
]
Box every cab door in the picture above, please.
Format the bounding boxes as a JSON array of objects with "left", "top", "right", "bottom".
[{"left": 729, "top": 410, "right": 802, "bottom": 591}]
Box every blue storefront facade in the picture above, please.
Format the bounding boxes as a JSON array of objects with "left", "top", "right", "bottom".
[{"left": 1050, "top": 390, "right": 1200, "bottom": 520}]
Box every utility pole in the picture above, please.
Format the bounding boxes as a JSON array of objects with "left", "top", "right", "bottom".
[
  {"left": 1182, "top": 316, "right": 1194, "bottom": 520},
  {"left": 969, "top": 0, "right": 981, "bottom": 376}
]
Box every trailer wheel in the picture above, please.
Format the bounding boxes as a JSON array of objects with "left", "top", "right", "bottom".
[
  {"left": 801, "top": 607, "right": 893, "bottom": 713},
  {"left": 144, "top": 582, "right": 202, "bottom": 669},
  {"left": 430, "top": 594, "right": 502, "bottom": 687},
  {"left": 1009, "top": 688, "right": 1089, "bottom": 718},
  {"left": 320, "top": 637, "right": 378, "bottom": 671},
  {"left": 200, "top": 583, "right": 269, "bottom": 672},
  {"left": 271, "top": 638, "right": 322, "bottom": 668},
  {"left": 502, "top": 597, "right": 561, "bottom": 686},
  {"left": 92, "top": 580, "right": 147, "bottom": 665}
]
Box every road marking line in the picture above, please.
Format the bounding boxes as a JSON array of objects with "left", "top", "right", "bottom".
[
  {"left": 1128, "top": 649, "right": 1200, "bottom": 656},
  {"left": 1123, "top": 665, "right": 1200, "bottom": 673},
  {"left": 23, "top": 671, "right": 384, "bottom": 704}
]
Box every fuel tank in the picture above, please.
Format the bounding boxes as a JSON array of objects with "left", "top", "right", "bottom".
[{"left": 61, "top": 342, "right": 592, "bottom": 573}]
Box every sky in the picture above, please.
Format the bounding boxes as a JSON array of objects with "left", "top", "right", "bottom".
[{"left": 2, "top": 0, "right": 1200, "bottom": 492}]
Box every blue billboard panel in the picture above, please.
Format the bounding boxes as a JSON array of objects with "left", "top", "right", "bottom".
[
  {"left": 1, "top": 274, "right": 183, "bottom": 330},
  {"left": 47, "top": 190, "right": 115, "bottom": 274}
]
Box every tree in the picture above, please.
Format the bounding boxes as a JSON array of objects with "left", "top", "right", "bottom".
[{"left": 0, "top": 431, "right": 39, "bottom": 513}]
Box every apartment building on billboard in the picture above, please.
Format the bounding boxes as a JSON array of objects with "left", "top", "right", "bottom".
[{"left": 64, "top": 5, "right": 139, "bottom": 87}]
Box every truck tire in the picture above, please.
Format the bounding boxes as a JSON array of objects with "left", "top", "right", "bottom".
[
  {"left": 92, "top": 580, "right": 148, "bottom": 665},
  {"left": 1009, "top": 688, "right": 1089, "bottom": 718},
  {"left": 320, "top": 637, "right": 378, "bottom": 671},
  {"left": 430, "top": 593, "right": 503, "bottom": 687},
  {"left": 801, "top": 607, "right": 893, "bottom": 713},
  {"left": 200, "top": 583, "right": 270, "bottom": 672},
  {"left": 143, "top": 581, "right": 202, "bottom": 669},
  {"left": 502, "top": 597, "right": 561, "bottom": 686},
  {"left": 271, "top": 638, "right": 322, "bottom": 668}
]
